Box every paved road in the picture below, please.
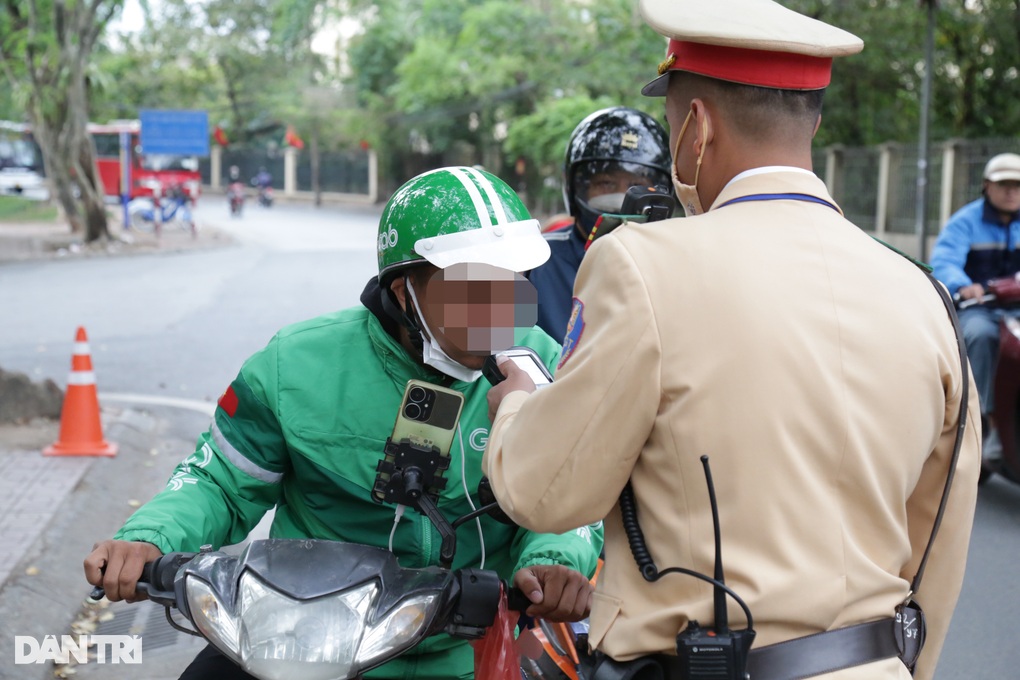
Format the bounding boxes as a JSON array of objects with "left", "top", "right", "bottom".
[{"left": 1, "top": 200, "right": 381, "bottom": 401}]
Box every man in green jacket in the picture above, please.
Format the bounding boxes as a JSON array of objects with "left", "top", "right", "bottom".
[{"left": 85, "top": 167, "right": 602, "bottom": 680}]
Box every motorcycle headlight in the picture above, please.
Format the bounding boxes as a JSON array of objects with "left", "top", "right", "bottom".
[
  {"left": 183, "top": 562, "right": 447, "bottom": 680},
  {"left": 355, "top": 593, "right": 440, "bottom": 668},
  {"left": 238, "top": 572, "right": 378, "bottom": 680},
  {"left": 187, "top": 576, "right": 241, "bottom": 661}
]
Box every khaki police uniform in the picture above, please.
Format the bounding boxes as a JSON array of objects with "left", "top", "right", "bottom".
[{"left": 483, "top": 3, "right": 980, "bottom": 679}]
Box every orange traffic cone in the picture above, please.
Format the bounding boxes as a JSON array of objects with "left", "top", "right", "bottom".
[{"left": 44, "top": 327, "right": 117, "bottom": 457}]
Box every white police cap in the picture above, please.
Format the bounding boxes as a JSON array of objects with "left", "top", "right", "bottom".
[{"left": 639, "top": 0, "right": 864, "bottom": 96}]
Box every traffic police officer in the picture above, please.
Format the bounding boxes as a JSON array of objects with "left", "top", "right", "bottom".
[{"left": 483, "top": 1, "right": 980, "bottom": 679}]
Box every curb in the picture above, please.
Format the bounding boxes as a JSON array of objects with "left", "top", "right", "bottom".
[{"left": 0, "top": 219, "right": 234, "bottom": 265}]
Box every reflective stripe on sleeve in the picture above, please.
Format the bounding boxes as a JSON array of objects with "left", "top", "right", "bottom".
[{"left": 210, "top": 421, "right": 284, "bottom": 484}]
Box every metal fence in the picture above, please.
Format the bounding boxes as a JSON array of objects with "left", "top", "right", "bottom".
[
  {"left": 294, "top": 149, "right": 370, "bottom": 194},
  {"left": 200, "top": 148, "right": 286, "bottom": 189},
  {"left": 824, "top": 136, "right": 1020, "bottom": 235},
  {"left": 200, "top": 146, "right": 371, "bottom": 196}
]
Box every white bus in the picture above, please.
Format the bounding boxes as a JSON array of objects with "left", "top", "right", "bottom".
[{"left": 0, "top": 121, "right": 48, "bottom": 200}]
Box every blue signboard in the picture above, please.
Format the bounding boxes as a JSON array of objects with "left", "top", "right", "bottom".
[{"left": 139, "top": 109, "right": 209, "bottom": 157}]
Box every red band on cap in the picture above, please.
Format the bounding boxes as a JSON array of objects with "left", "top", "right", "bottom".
[{"left": 667, "top": 39, "right": 832, "bottom": 90}]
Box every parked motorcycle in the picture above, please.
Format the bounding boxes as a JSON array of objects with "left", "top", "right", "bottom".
[
  {"left": 956, "top": 274, "right": 1020, "bottom": 484},
  {"left": 128, "top": 183, "right": 196, "bottom": 237},
  {"left": 226, "top": 181, "right": 245, "bottom": 217}
]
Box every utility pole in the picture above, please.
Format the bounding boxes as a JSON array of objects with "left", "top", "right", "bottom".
[{"left": 915, "top": 0, "right": 937, "bottom": 261}]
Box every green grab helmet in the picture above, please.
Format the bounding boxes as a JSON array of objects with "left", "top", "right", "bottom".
[{"left": 377, "top": 166, "right": 550, "bottom": 283}]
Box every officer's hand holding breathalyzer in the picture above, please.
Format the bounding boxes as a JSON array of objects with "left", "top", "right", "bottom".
[{"left": 487, "top": 355, "right": 537, "bottom": 422}]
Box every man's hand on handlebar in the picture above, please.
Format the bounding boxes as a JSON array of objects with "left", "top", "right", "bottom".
[
  {"left": 513, "top": 564, "right": 593, "bottom": 622},
  {"left": 958, "top": 283, "right": 986, "bottom": 301},
  {"left": 84, "top": 540, "right": 163, "bottom": 603}
]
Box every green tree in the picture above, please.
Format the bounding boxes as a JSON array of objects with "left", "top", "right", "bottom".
[
  {"left": 92, "top": 0, "right": 325, "bottom": 143},
  {"left": 0, "top": 0, "right": 122, "bottom": 241},
  {"left": 346, "top": 0, "right": 670, "bottom": 201}
]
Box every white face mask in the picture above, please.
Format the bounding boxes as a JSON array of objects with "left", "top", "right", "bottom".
[
  {"left": 587, "top": 192, "right": 628, "bottom": 214},
  {"left": 406, "top": 279, "right": 483, "bottom": 383},
  {"left": 671, "top": 110, "right": 707, "bottom": 217}
]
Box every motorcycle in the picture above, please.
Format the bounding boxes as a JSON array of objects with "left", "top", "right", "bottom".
[
  {"left": 88, "top": 454, "right": 534, "bottom": 680},
  {"left": 226, "top": 181, "right": 246, "bottom": 217},
  {"left": 128, "top": 183, "right": 196, "bottom": 238},
  {"left": 956, "top": 274, "right": 1020, "bottom": 485},
  {"left": 256, "top": 185, "right": 274, "bottom": 208},
  {"left": 521, "top": 618, "right": 595, "bottom": 679}
]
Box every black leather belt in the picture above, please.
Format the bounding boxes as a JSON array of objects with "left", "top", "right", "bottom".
[{"left": 653, "top": 617, "right": 910, "bottom": 680}]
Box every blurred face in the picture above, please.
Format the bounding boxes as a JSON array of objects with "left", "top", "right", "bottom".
[
  {"left": 413, "top": 263, "right": 538, "bottom": 369},
  {"left": 986, "top": 180, "right": 1020, "bottom": 216},
  {"left": 577, "top": 166, "right": 670, "bottom": 215},
  {"left": 587, "top": 170, "right": 652, "bottom": 202}
]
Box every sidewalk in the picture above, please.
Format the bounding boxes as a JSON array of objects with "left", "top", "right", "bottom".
[
  {"left": 0, "top": 405, "right": 216, "bottom": 679},
  {"left": 0, "top": 208, "right": 233, "bottom": 264}
]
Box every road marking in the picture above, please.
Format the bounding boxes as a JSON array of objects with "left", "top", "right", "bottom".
[{"left": 99, "top": 392, "right": 216, "bottom": 417}]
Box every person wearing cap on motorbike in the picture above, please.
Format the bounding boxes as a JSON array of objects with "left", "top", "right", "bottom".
[
  {"left": 528, "top": 107, "right": 672, "bottom": 341},
  {"left": 931, "top": 152, "right": 1020, "bottom": 465},
  {"left": 483, "top": 1, "right": 979, "bottom": 679},
  {"left": 84, "top": 167, "right": 602, "bottom": 680}
]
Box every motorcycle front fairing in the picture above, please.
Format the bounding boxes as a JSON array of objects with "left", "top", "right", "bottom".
[{"left": 173, "top": 539, "right": 459, "bottom": 680}]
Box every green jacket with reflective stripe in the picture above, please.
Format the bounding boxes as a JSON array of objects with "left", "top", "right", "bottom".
[{"left": 116, "top": 305, "right": 603, "bottom": 679}]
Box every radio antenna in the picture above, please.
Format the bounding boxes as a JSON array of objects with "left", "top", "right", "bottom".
[{"left": 701, "top": 455, "right": 729, "bottom": 631}]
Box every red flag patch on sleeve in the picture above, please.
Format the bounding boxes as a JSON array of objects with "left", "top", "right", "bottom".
[{"left": 218, "top": 385, "right": 239, "bottom": 417}]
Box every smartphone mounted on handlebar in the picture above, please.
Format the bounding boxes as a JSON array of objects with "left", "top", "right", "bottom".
[{"left": 372, "top": 379, "right": 464, "bottom": 506}]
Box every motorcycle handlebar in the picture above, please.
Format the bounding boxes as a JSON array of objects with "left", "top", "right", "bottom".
[
  {"left": 90, "top": 551, "right": 528, "bottom": 613},
  {"left": 506, "top": 586, "right": 532, "bottom": 613},
  {"left": 956, "top": 293, "right": 997, "bottom": 310},
  {"left": 88, "top": 552, "right": 197, "bottom": 604}
]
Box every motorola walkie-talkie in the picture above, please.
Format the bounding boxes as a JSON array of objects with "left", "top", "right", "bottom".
[
  {"left": 618, "top": 455, "right": 756, "bottom": 679},
  {"left": 673, "top": 457, "right": 756, "bottom": 679}
]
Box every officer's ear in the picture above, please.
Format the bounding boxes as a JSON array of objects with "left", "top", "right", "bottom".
[
  {"left": 812, "top": 114, "right": 822, "bottom": 138},
  {"left": 691, "top": 98, "right": 714, "bottom": 156}
]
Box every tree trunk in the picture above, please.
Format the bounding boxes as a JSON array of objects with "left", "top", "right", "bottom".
[
  {"left": 67, "top": 59, "right": 109, "bottom": 242},
  {"left": 76, "top": 137, "right": 109, "bottom": 242},
  {"left": 27, "top": 98, "right": 85, "bottom": 233},
  {"left": 5, "top": 0, "right": 113, "bottom": 242}
]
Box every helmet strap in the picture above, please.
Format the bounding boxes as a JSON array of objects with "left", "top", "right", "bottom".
[{"left": 380, "top": 275, "right": 424, "bottom": 355}]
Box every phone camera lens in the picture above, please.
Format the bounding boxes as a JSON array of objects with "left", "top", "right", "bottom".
[
  {"left": 403, "top": 403, "right": 422, "bottom": 420},
  {"left": 408, "top": 387, "right": 427, "bottom": 404}
]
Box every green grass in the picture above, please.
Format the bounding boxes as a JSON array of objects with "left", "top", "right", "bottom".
[{"left": 0, "top": 195, "right": 58, "bottom": 222}]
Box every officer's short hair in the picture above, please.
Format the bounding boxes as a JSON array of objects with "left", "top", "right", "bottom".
[{"left": 670, "top": 71, "right": 824, "bottom": 141}]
